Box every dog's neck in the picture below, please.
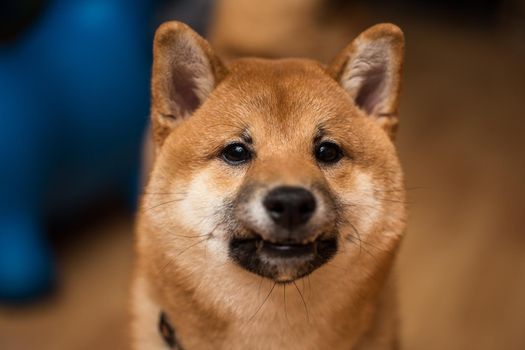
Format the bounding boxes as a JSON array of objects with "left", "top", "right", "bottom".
[{"left": 142, "top": 244, "right": 399, "bottom": 349}]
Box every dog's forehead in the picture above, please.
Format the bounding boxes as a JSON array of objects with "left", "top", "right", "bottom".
[
  {"left": 227, "top": 57, "right": 328, "bottom": 81},
  {"left": 215, "top": 58, "right": 353, "bottom": 123},
  {"left": 179, "top": 58, "right": 370, "bottom": 153}
]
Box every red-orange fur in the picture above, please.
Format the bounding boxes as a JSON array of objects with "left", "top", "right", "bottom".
[{"left": 133, "top": 21, "right": 406, "bottom": 349}]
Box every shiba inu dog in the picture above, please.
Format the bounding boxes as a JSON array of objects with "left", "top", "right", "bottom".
[{"left": 133, "top": 21, "right": 406, "bottom": 349}]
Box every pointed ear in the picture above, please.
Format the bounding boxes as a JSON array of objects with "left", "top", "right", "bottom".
[
  {"left": 327, "top": 23, "right": 404, "bottom": 139},
  {"left": 151, "top": 21, "right": 228, "bottom": 145}
]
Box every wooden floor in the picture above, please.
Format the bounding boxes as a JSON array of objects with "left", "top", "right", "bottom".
[
  {"left": 0, "top": 216, "right": 134, "bottom": 350},
  {"left": 1, "top": 5, "right": 524, "bottom": 350}
]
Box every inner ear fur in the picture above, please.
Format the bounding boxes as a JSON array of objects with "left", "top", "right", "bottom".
[
  {"left": 151, "top": 21, "right": 228, "bottom": 145},
  {"left": 327, "top": 23, "right": 404, "bottom": 139}
]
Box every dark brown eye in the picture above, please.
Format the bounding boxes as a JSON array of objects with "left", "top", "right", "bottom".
[
  {"left": 315, "top": 142, "right": 343, "bottom": 164},
  {"left": 221, "top": 143, "right": 252, "bottom": 165}
]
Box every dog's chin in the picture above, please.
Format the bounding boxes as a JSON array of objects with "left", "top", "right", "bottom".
[{"left": 228, "top": 232, "right": 338, "bottom": 282}]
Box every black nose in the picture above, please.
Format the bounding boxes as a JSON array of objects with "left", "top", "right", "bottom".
[{"left": 263, "top": 186, "right": 316, "bottom": 229}]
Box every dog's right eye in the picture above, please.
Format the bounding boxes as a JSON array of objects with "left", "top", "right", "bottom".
[{"left": 221, "top": 143, "right": 252, "bottom": 165}]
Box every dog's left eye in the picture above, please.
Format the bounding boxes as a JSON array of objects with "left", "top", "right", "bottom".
[
  {"left": 315, "top": 142, "right": 343, "bottom": 164},
  {"left": 221, "top": 143, "right": 252, "bottom": 165}
]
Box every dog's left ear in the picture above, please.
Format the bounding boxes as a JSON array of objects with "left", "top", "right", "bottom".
[{"left": 328, "top": 24, "right": 404, "bottom": 139}]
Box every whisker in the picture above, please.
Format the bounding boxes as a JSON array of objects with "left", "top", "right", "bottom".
[
  {"left": 257, "top": 276, "right": 264, "bottom": 298},
  {"left": 142, "top": 191, "right": 187, "bottom": 196},
  {"left": 374, "top": 186, "right": 427, "bottom": 193},
  {"left": 307, "top": 275, "right": 312, "bottom": 299},
  {"left": 341, "top": 198, "right": 412, "bottom": 208},
  {"left": 346, "top": 234, "right": 382, "bottom": 253},
  {"left": 142, "top": 198, "right": 185, "bottom": 212},
  {"left": 175, "top": 237, "right": 209, "bottom": 258},
  {"left": 374, "top": 197, "right": 413, "bottom": 205},
  {"left": 158, "top": 237, "right": 209, "bottom": 275},
  {"left": 339, "top": 218, "right": 382, "bottom": 261},
  {"left": 169, "top": 233, "right": 211, "bottom": 239},
  {"left": 158, "top": 259, "right": 172, "bottom": 276},
  {"left": 293, "top": 280, "right": 310, "bottom": 323},
  {"left": 249, "top": 282, "right": 277, "bottom": 322},
  {"left": 158, "top": 221, "right": 223, "bottom": 275},
  {"left": 326, "top": 260, "right": 351, "bottom": 273},
  {"left": 346, "top": 220, "right": 363, "bottom": 257},
  {"left": 283, "top": 284, "right": 290, "bottom": 325}
]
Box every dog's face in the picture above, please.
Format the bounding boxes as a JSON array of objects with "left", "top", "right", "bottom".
[{"left": 141, "top": 22, "right": 405, "bottom": 285}]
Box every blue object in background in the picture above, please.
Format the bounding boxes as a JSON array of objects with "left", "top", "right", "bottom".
[{"left": 0, "top": 0, "right": 155, "bottom": 301}]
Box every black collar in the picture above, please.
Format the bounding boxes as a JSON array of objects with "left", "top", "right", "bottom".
[{"left": 159, "top": 311, "right": 182, "bottom": 349}]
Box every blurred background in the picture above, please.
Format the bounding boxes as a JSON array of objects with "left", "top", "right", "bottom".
[{"left": 0, "top": 0, "right": 524, "bottom": 349}]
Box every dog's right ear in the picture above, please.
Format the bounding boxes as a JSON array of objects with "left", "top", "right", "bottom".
[
  {"left": 327, "top": 24, "right": 404, "bottom": 139},
  {"left": 151, "top": 21, "right": 228, "bottom": 145}
]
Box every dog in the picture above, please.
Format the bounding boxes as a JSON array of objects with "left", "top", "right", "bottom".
[{"left": 132, "top": 21, "right": 406, "bottom": 349}]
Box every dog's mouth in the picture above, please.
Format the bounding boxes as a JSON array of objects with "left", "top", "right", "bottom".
[{"left": 228, "top": 232, "right": 338, "bottom": 282}]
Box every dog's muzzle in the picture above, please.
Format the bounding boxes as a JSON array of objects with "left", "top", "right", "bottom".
[
  {"left": 229, "top": 233, "right": 337, "bottom": 282},
  {"left": 229, "top": 186, "right": 338, "bottom": 282}
]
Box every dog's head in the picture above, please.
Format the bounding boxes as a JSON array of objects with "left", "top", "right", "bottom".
[{"left": 142, "top": 22, "right": 406, "bottom": 284}]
